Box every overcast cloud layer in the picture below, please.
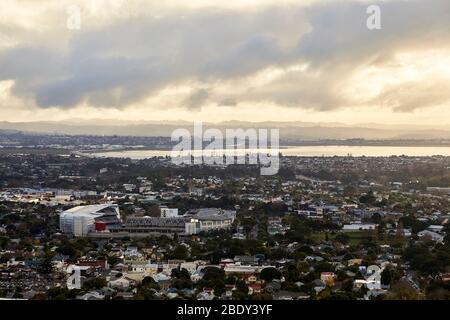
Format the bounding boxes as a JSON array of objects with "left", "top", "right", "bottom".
[{"left": 0, "top": 0, "right": 449, "bottom": 123}]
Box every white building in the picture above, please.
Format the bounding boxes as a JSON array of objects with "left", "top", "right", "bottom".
[
  {"left": 224, "top": 264, "right": 258, "bottom": 274},
  {"left": 160, "top": 206, "right": 179, "bottom": 218},
  {"left": 59, "top": 204, "right": 121, "bottom": 237},
  {"left": 185, "top": 208, "right": 236, "bottom": 234},
  {"left": 418, "top": 230, "right": 444, "bottom": 243},
  {"left": 223, "top": 264, "right": 276, "bottom": 274},
  {"left": 162, "top": 263, "right": 179, "bottom": 275},
  {"left": 180, "top": 262, "right": 198, "bottom": 273},
  {"left": 123, "top": 184, "right": 136, "bottom": 191},
  {"left": 427, "top": 225, "right": 444, "bottom": 233},
  {"left": 109, "top": 277, "right": 131, "bottom": 289},
  {"left": 342, "top": 223, "right": 377, "bottom": 232}
]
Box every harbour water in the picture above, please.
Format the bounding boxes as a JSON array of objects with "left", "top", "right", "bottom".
[{"left": 83, "top": 145, "right": 450, "bottom": 159}]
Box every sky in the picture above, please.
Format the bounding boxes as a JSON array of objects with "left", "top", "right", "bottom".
[{"left": 0, "top": 0, "right": 449, "bottom": 125}]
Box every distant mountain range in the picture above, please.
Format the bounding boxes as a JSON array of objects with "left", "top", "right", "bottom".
[{"left": 1, "top": 120, "right": 450, "bottom": 140}]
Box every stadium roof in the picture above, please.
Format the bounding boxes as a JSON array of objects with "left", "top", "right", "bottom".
[{"left": 62, "top": 204, "right": 119, "bottom": 218}]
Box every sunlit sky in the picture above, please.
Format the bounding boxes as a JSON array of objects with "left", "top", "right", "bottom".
[{"left": 0, "top": 0, "right": 449, "bottom": 124}]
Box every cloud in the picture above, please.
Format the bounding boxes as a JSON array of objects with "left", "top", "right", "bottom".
[
  {"left": 212, "top": 0, "right": 450, "bottom": 111},
  {"left": 0, "top": 5, "right": 308, "bottom": 109},
  {"left": 377, "top": 81, "right": 450, "bottom": 112},
  {"left": 0, "top": 0, "right": 449, "bottom": 115},
  {"left": 184, "top": 88, "right": 209, "bottom": 110},
  {"left": 218, "top": 98, "right": 238, "bottom": 107}
]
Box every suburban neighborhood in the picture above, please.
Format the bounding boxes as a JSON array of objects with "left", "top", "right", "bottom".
[{"left": 1, "top": 148, "right": 450, "bottom": 300}]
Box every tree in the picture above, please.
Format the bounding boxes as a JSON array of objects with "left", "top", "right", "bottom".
[
  {"left": 233, "top": 280, "right": 249, "bottom": 300},
  {"left": 172, "top": 267, "right": 191, "bottom": 280},
  {"left": 0, "top": 237, "right": 8, "bottom": 249},
  {"left": 56, "top": 242, "right": 78, "bottom": 259},
  {"left": 46, "top": 287, "right": 78, "bottom": 300},
  {"left": 443, "top": 223, "right": 450, "bottom": 246},
  {"left": 359, "top": 191, "right": 376, "bottom": 205},
  {"left": 39, "top": 249, "right": 54, "bottom": 275},
  {"left": 283, "top": 264, "right": 300, "bottom": 283},
  {"left": 171, "top": 245, "right": 188, "bottom": 260},
  {"left": 203, "top": 267, "right": 225, "bottom": 282},
  {"left": 213, "top": 280, "right": 225, "bottom": 297},
  {"left": 425, "top": 282, "right": 450, "bottom": 300},
  {"left": 371, "top": 212, "right": 383, "bottom": 224},
  {"left": 385, "top": 282, "right": 419, "bottom": 300},
  {"left": 260, "top": 267, "right": 282, "bottom": 282},
  {"left": 82, "top": 277, "right": 107, "bottom": 290},
  {"left": 107, "top": 255, "right": 122, "bottom": 267},
  {"left": 142, "top": 276, "right": 157, "bottom": 287},
  {"left": 225, "top": 274, "right": 237, "bottom": 285},
  {"left": 314, "top": 262, "right": 333, "bottom": 274},
  {"left": 403, "top": 245, "right": 440, "bottom": 275},
  {"left": 335, "top": 233, "right": 350, "bottom": 244},
  {"left": 323, "top": 293, "right": 351, "bottom": 300},
  {"left": 341, "top": 279, "right": 354, "bottom": 292},
  {"left": 381, "top": 268, "right": 393, "bottom": 286},
  {"left": 140, "top": 276, "right": 160, "bottom": 295},
  {"left": 252, "top": 293, "right": 273, "bottom": 300}
]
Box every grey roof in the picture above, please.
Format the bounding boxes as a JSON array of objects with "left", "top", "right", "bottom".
[
  {"left": 61, "top": 204, "right": 119, "bottom": 218},
  {"left": 186, "top": 208, "right": 236, "bottom": 221}
]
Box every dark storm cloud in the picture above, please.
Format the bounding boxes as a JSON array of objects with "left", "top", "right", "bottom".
[
  {"left": 296, "top": 0, "right": 450, "bottom": 66},
  {"left": 0, "top": 0, "right": 449, "bottom": 111},
  {"left": 0, "top": 7, "right": 305, "bottom": 108},
  {"left": 184, "top": 88, "right": 209, "bottom": 110}
]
